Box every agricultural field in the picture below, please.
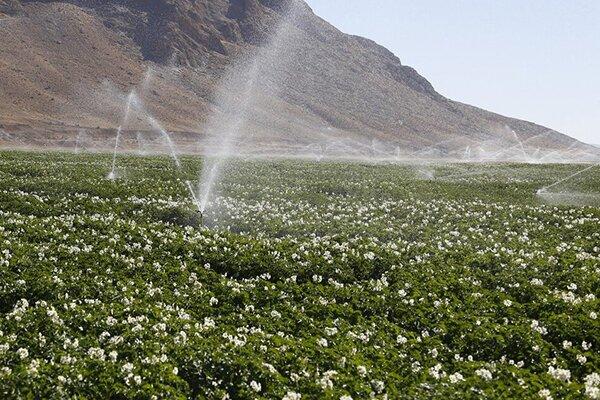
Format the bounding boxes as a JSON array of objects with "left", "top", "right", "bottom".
[{"left": 0, "top": 150, "right": 598, "bottom": 399}]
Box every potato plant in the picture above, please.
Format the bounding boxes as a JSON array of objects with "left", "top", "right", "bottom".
[{"left": 0, "top": 151, "right": 598, "bottom": 399}]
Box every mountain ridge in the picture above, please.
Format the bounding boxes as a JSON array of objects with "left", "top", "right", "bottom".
[{"left": 0, "top": 0, "right": 592, "bottom": 157}]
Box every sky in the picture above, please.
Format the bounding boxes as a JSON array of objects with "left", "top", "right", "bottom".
[{"left": 304, "top": 0, "right": 600, "bottom": 144}]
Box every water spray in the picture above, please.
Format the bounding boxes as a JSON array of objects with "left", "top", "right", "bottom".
[
  {"left": 75, "top": 129, "right": 85, "bottom": 153},
  {"left": 185, "top": 180, "right": 203, "bottom": 221},
  {"left": 511, "top": 129, "right": 529, "bottom": 161},
  {"left": 108, "top": 91, "right": 136, "bottom": 180},
  {"left": 537, "top": 163, "right": 599, "bottom": 195},
  {"left": 488, "top": 129, "right": 555, "bottom": 161},
  {"left": 106, "top": 72, "right": 201, "bottom": 220},
  {"left": 136, "top": 131, "right": 145, "bottom": 155},
  {"left": 145, "top": 114, "right": 182, "bottom": 169},
  {"left": 196, "top": 0, "right": 304, "bottom": 216}
]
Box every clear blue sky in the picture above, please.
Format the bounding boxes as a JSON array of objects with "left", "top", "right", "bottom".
[{"left": 304, "top": 0, "right": 600, "bottom": 144}]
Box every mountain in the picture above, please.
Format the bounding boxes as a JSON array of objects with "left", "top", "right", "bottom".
[{"left": 0, "top": 0, "right": 593, "bottom": 158}]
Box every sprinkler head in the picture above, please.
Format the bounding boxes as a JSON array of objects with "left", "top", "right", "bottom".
[{"left": 195, "top": 209, "right": 204, "bottom": 225}]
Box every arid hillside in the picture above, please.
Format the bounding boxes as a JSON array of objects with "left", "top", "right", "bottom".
[{"left": 0, "top": 0, "right": 591, "bottom": 156}]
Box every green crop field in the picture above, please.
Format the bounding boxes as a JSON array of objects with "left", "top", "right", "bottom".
[{"left": 0, "top": 150, "right": 598, "bottom": 399}]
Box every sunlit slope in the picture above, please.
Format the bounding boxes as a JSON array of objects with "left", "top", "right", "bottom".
[{"left": 0, "top": 0, "right": 589, "bottom": 155}]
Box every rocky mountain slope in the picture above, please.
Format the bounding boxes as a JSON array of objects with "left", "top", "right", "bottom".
[{"left": 0, "top": 0, "right": 591, "bottom": 156}]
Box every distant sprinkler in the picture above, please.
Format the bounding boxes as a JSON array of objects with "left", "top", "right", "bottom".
[
  {"left": 196, "top": 209, "right": 204, "bottom": 225},
  {"left": 537, "top": 163, "right": 599, "bottom": 196},
  {"left": 464, "top": 146, "right": 472, "bottom": 159},
  {"left": 185, "top": 180, "right": 204, "bottom": 223}
]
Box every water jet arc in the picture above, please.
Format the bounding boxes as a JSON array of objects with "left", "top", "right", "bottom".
[
  {"left": 109, "top": 91, "right": 136, "bottom": 180},
  {"left": 537, "top": 163, "right": 599, "bottom": 195}
]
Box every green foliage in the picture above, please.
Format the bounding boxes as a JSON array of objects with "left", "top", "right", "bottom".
[
  {"left": 154, "top": 206, "right": 203, "bottom": 227},
  {"left": 0, "top": 150, "right": 598, "bottom": 399}
]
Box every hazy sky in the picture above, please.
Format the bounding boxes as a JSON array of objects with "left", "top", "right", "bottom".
[{"left": 304, "top": 0, "right": 600, "bottom": 144}]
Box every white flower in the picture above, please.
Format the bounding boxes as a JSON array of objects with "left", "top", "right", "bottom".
[
  {"left": 121, "top": 363, "right": 134, "bottom": 373},
  {"left": 548, "top": 366, "right": 571, "bottom": 382},
  {"left": 591, "top": 312, "right": 598, "bottom": 320},
  {"left": 133, "top": 375, "right": 142, "bottom": 385},
  {"left": 60, "top": 355, "right": 75, "bottom": 365},
  {"left": 371, "top": 380, "right": 385, "bottom": 394},
  {"left": 411, "top": 361, "right": 422, "bottom": 372},
  {"left": 585, "top": 373, "right": 600, "bottom": 387},
  {"left": 578, "top": 355, "right": 588, "bottom": 365},
  {"left": 449, "top": 372, "right": 464, "bottom": 383},
  {"left": 318, "top": 375, "right": 333, "bottom": 390},
  {"left": 475, "top": 368, "right": 493, "bottom": 381},
  {"left": 584, "top": 372, "right": 600, "bottom": 398},
  {"left": 357, "top": 365, "right": 367, "bottom": 377},
  {"left": 27, "top": 359, "right": 39, "bottom": 376},
  {"left": 538, "top": 389, "right": 553, "bottom": 400},
  {"left": 503, "top": 299, "right": 512, "bottom": 307},
  {"left": 531, "top": 320, "right": 547, "bottom": 335},
  {"left": 429, "top": 364, "right": 444, "bottom": 379},
  {"left": 340, "top": 396, "right": 353, "bottom": 400},
  {"left": 396, "top": 335, "right": 407, "bottom": 345},
  {"left": 364, "top": 252, "right": 375, "bottom": 260},
  {"left": 317, "top": 338, "right": 328, "bottom": 347},
  {"left": 17, "top": 348, "right": 29, "bottom": 359},
  {"left": 209, "top": 297, "right": 218, "bottom": 306},
  {"left": 583, "top": 341, "right": 592, "bottom": 351},
  {"left": 263, "top": 363, "right": 278, "bottom": 374},
  {"left": 586, "top": 387, "right": 600, "bottom": 399},
  {"left": 325, "top": 327, "right": 338, "bottom": 336},
  {"left": 250, "top": 380, "right": 262, "bottom": 392},
  {"left": 87, "top": 347, "right": 105, "bottom": 361},
  {"left": 172, "top": 367, "right": 178, "bottom": 375},
  {"left": 563, "top": 340, "right": 572, "bottom": 350},
  {"left": 282, "top": 392, "right": 302, "bottom": 400}
]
